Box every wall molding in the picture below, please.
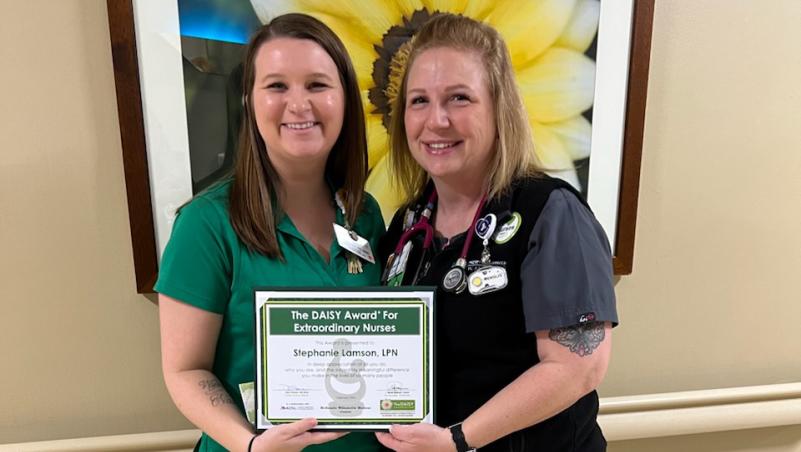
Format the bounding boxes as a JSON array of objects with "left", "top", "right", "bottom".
[
  {"left": 0, "top": 429, "right": 200, "bottom": 452},
  {"left": 598, "top": 382, "right": 801, "bottom": 441},
  {"left": 3, "top": 383, "right": 800, "bottom": 450}
]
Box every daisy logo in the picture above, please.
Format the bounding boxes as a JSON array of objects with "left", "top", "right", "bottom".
[
  {"left": 252, "top": 1, "right": 600, "bottom": 218},
  {"left": 380, "top": 399, "right": 394, "bottom": 410}
]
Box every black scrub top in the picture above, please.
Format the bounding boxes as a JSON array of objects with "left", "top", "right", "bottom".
[{"left": 378, "top": 176, "right": 618, "bottom": 452}]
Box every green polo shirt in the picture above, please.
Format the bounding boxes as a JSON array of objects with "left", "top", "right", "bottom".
[{"left": 155, "top": 181, "right": 384, "bottom": 452}]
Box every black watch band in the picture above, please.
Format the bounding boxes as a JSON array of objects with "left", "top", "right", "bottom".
[{"left": 449, "top": 423, "right": 475, "bottom": 452}]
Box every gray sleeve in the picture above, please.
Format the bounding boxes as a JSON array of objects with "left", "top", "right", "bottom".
[{"left": 520, "top": 189, "right": 618, "bottom": 332}]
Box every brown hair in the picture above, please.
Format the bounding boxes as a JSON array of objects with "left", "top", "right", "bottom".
[
  {"left": 231, "top": 13, "right": 368, "bottom": 258},
  {"left": 388, "top": 13, "right": 544, "bottom": 205}
]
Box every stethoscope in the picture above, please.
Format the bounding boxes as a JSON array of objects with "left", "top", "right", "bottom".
[{"left": 382, "top": 188, "right": 488, "bottom": 294}]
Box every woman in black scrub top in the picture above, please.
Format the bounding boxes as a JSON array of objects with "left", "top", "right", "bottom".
[{"left": 375, "top": 14, "right": 618, "bottom": 452}]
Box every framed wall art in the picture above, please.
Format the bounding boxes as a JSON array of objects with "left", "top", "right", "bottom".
[{"left": 107, "top": 0, "right": 654, "bottom": 293}]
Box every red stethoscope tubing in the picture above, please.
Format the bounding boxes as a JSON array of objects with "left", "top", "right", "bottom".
[
  {"left": 393, "top": 191, "right": 437, "bottom": 255},
  {"left": 393, "top": 189, "right": 488, "bottom": 265}
]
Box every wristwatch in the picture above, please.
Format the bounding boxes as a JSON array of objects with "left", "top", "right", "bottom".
[{"left": 448, "top": 423, "right": 476, "bottom": 452}]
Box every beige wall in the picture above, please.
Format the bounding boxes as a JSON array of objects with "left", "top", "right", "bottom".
[
  {"left": 600, "top": 0, "right": 801, "bottom": 397},
  {"left": 0, "top": 0, "right": 799, "bottom": 448},
  {"left": 0, "top": 0, "right": 191, "bottom": 444}
]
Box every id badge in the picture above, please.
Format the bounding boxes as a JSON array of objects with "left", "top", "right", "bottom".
[
  {"left": 467, "top": 266, "right": 508, "bottom": 295},
  {"left": 333, "top": 223, "right": 375, "bottom": 263},
  {"left": 387, "top": 241, "right": 413, "bottom": 286}
]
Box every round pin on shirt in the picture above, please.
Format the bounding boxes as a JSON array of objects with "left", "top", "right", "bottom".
[
  {"left": 475, "top": 214, "right": 497, "bottom": 239},
  {"left": 493, "top": 212, "right": 521, "bottom": 244}
]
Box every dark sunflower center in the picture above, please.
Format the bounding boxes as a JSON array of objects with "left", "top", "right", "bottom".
[{"left": 369, "top": 9, "right": 441, "bottom": 130}]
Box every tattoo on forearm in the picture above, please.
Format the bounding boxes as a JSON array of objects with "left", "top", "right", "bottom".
[
  {"left": 199, "top": 379, "right": 234, "bottom": 406},
  {"left": 548, "top": 321, "right": 605, "bottom": 356}
]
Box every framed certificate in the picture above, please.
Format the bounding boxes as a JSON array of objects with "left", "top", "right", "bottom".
[{"left": 254, "top": 287, "right": 435, "bottom": 430}]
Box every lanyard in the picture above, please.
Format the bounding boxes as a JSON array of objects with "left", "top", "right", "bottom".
[
  {"left": 441, "top": 194, "right": 487, "bottom": 293},
  {"left": 383, "top": 189, "right": 488, "bottom": 292},
  {"left": 454, "top": 194, "right": 487, "bottom": 267}
]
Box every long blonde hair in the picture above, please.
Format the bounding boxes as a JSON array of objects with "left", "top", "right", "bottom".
[{"left": 388, "top": 13, "right": 543, "bottom": 205}]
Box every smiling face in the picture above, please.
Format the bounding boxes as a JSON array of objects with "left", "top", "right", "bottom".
[
  {"left": 403, "top": 46, "right": 497, "bottom": 186},
  {"left": 251, "top": 37, "right": 345, "bottom": 174}
]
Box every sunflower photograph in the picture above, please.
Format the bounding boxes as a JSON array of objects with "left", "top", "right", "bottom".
[{"left": 176, "top": 0, "right": 601, "bottom": 221}]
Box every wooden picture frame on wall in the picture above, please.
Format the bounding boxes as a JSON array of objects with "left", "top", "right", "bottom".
[
  {"left": 107, "top": 0, "right": 158, "bottom": 293},
  {"left": 613, "top": 0, "right": 654, "bottom": 275},
  {"left": 107, "top": 0, "right": 655, "bottom": 293}
]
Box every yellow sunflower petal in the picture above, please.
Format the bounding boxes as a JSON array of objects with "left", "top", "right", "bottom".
[
  {"left": 462, "top": 0, "right": 496, "bottom": 21},
  {"left": 485, "top": 0, "right": 578, "bottom": 68},
  {"left": 394, "top": 0, "right": 490, "bottom": 22},
  {"left": 305, "top": 0, "right": 402, "bottom": 44},
  {"left": 547, "top": 115, "right": 592, "bottom": 161},
  {"left": 249, "top": 3, "right": 380, "bottom": 90},
  {"left": 531, "top": 120, "right": 565, "bottom": 167},
  {"left": 365, "top": 108, "right": 388, "bottom": 169},
  {"left": 517, "top": 47, "right": 595, "bottom": 123},
  {"left": 252, "top": 0, "right": 400, "bottom": 44},
  {"left": 366, "top": 155, "right": 406, "bottom": 225},
  {"left": 421, "top": 0, "right": 468, "bottom": 14},
  {"left": 531, "top": 121, "right": 581, "bottom": 190},
  {"left": 555, "top": 0, "right": 601, "bottom": 53},
  {"left": 394, "top": 0, "right": 426, "bottom": 18},
  {"left": 314, "top": 14, "right": 378, "bottom": 90}
]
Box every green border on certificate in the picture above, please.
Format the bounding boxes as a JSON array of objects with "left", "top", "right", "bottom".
[{"left": 254, "top": 287, "right": 435, "bottom": 431}]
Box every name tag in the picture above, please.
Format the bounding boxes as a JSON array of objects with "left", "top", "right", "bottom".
[
  {"left": 467, "top": 266, "right": 508, "bottom": 295},
  {"left": 333, "top": 223, "right": 375, "bottom": 264}
]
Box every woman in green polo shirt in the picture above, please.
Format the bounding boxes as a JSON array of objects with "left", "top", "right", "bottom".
[{"left": 155, "top": 14, "right": 384, "bottom": 452}]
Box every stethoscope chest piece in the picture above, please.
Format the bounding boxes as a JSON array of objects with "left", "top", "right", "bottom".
[{"left": 442, "top": 258, "right": 468, "bottom": 294}]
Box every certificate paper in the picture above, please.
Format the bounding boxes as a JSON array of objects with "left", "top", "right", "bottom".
[{"left": 254, "top": 288, "right": 435, "bottom": 430}]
